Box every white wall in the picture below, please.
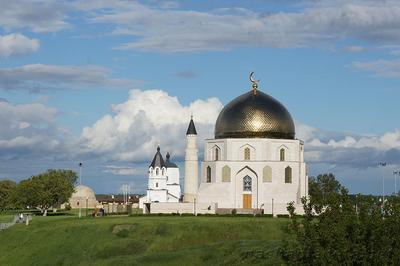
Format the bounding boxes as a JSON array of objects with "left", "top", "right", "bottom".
[{"left": 148, "top": 202, "right": 218, "bottom": 214}]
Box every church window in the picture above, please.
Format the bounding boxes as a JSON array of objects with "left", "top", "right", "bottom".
[
  {"left": 263, "top": 166, "right": 272, "bottom": 182},
  {"left": 156, "top": 168, "right": 159, "bottom": 175},
  {"left": 285, "top": 166, "right": 292, "bottom": 183},
  {"left": 207, "top": 166, "right": 211, "bottom": 183},
  {"left": 156, "top": 182, "right": 158, "bottom": 187},
  {"left": 222, "top": 165, "right": 231, "bottom": 182},
  {"left": 162, "top": 169, "right": 165, "bottom": 175},
  {"left": 244, "top": 147, "right": 250, "bottom": 160},
  {"left": 243, "top": 176, "right": 252, "bottom": 191},
  {"left": 215, "top": 148, "right": 219, "bottom": 161},
  {"left": 280, "top": 148, "right": 285, "bottom": 161}
]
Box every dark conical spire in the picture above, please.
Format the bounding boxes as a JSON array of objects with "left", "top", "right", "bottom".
[
  {"left": 150, "top": 145, "right": 165, "bottom": 168},
  {"left": 186, "top": 115, "right": 197, "bottom": 135}
]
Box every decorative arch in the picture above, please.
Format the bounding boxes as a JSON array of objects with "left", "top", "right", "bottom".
[
  {"left": 222, "top": 165, "right": 231, "bottom": 182},
  {"left": 206, "top": 166, "right": 211, "bottom": 183},
  {"left": 234, "top": 166, "right": 258, "bottom": 209},
  {"left": 236, "top": 166, "right": 258, "bottom": 178},
  {"left": 211, "top": 145, "right": 221, "bottom": 161},
  {"left": 238, "top": 144, "right": 256, "bottom": 161},
  {"left": 285, "top": 166, "right": 292, "bottom": 183},
  {"left": 277, "top": 145, "right": 289, "bottom": 161},
  {"left": 263, "top": 165, "right": 272, "bottom": 182}
]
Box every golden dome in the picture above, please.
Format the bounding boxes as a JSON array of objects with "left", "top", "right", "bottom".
[{"left": 214, "top": 89, "right": 295, "bottom": 139}]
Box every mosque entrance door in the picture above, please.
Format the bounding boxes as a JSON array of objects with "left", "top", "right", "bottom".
[
  {"left": 243, "top": 194, "right": 252, "bottom": 209},
  {"left": 242, "top": 175, "right": 252, "bottom": 209}
]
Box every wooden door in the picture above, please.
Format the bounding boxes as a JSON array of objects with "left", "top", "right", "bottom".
[{"left": 243, "top": 194, "right": 252, "bottom": 209}]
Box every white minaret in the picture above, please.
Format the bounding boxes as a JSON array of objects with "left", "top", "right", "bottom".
[{"left": 184, "top": 116, "right": 198, "bottom": 202}]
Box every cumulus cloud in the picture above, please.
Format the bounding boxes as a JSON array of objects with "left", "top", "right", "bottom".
[
  {"left": 0, "top": 33, "right": 39, "bottom": 58},
  {"left": 0, "top": 0, "right": 69, "bottom": 32},
  {"left": 297, "top": 122, "right": 400, "bottom": 169},
  {"left": 78, "top": 89, "right": 223, "bottom": 162},
  {"left": 78, "top": 1, "right": 400, "bottom": 52},
  {"left": 0, "top": 64, "right": 136, "bottom": 92},
  {"left": 351, "top": 59, "right": 400, "bottom": 78}
]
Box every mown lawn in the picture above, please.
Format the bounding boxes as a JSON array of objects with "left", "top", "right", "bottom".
[{"left": 0, "top": 214, "right": 288, "bottom": 265}]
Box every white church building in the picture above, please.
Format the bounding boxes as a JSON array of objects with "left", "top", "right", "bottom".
[
  {"left": 142, "top": 73, "right": 308, "bottom": 215},
  {"left": 139, "top": 147, "right": 181, "bottom": 208}
]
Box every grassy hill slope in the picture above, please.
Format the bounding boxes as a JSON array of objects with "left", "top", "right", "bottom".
[{"left": 0, "top": 215, "right": 287, "bottom": 265}]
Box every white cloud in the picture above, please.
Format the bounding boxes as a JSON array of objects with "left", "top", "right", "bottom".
[
  {"left": 0, "top": 0, "right": 69, "bottom": 32},
  {"left": 0, "top": 101, "right": 65, "bottom": 158},
  {"left": 81, "top": 1, "right": 400, "bottom": 52},
  {"left": 78, "top": 89, "right": 223, "bottom": 162},
  {"left": 297, "top": 122, "right": 400, "bottom": 168},
  {"left": 0, "top": 33, "right": 39, "bottom": 58},
  {"left": 0, "top": 64, "right": 136, "bottom": 92},
  {"left": 351, "top": 59, "right": 400, "bottom": 78},
  {"left": 104, "top": 165, "right": 137, "bottom": 175}
]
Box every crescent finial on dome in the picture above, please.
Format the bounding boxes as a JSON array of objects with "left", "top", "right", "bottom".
[{"left": 249, "top": 72, "right": 260, "bottom": 95}]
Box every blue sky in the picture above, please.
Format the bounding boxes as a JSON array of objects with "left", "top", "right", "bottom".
[{"left": 1, "top": 0, "right": 400, "bottom": 195}]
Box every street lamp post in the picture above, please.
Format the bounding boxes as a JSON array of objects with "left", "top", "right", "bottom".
[
  {"left": 379, "top": 162, "right": 387, "bottom": 208},
  {"left": 394, "top": 171, "right": 400, "bottom": 196},
  {"left": 86, "top": 197, "right": 88, "bottom": 217},
  {"left": 79, "top": 162, "right": 83, "bottom": 185}
]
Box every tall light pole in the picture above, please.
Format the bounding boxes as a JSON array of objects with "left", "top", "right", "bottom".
[
  {"left": 394, "top": 171, "right": 400, "bottom": 195},
  {"left": 378, "top": 162, "right": 387, "bottom": 207},
  {"left": 86, "top": 196, "right": 88, "bottom": 217},
  {"left": 79, "top": 162, "right": 83, "bottom": 185}
]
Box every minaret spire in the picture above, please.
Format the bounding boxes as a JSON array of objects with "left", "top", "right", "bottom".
[{"left": 186, "top": 115, "right": 197, "bottom": 135}]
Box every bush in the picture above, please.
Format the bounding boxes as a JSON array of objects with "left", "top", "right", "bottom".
[
  {"left": 231, "top": 209, "right": 237, "bottom": 215},
  {"left": 276, "top": 214, "right": 289, "bottom": 218}
]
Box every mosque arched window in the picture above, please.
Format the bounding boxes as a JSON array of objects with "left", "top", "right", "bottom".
[
  {"left": 222, "top": 165, "right": 231, "bottom": 182},
  {"left": 244, "top": 147, "right": 250, "bottom": 160},
  {"left": 280, "top": 148, "right": 285, "bottom": 161},
  {"left": 285, "top": 166, "right": 292, "bottom": 183},
  {"left": 243, "top": 176, "right": 252, "bottom": 191},
  {"left": 215, "top": 148, "right": 219, "bottom": 161},
  {"left": 263, "top": 166, "right": 272, "bottom": 182},
  {"left": 206, "top": 166, "right": 211, "bottom": 183}
]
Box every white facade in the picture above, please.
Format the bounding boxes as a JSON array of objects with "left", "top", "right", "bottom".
[
  {"left": 196, "top": 138, "right": 308, "bottom": 211},
  {"left": 139, "top": 148, "right": 181, "bottom": 208}
]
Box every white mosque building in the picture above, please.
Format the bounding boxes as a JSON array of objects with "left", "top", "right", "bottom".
[{"left": 142, "top": 73, "right": 308, "bottom": 214}]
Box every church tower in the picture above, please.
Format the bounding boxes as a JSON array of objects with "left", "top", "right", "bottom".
[{"left": 184, "top": 116, "right": 198, "bottom": 202}]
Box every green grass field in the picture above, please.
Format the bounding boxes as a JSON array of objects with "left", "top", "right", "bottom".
[{"left": 0, "top": 214, "right": 288, "bottom": 265}]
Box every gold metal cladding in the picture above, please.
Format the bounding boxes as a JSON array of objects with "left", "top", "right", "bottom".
[{"left": 214, "top": 90, "right": 295, "bottom": 139}]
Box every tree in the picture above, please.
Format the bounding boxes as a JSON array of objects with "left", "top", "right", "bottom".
[
  {"left": 308, "top": 173, "right": 342, "bottom": 213},
  {"left": 0, "top": 180, "right": 17, "bottom": 211},
  {"left": 281, "top": 173, "right": 400, "bottom": 265},
  {"left": 17, "top": 169, "right": 77, "bottom": 216}
]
